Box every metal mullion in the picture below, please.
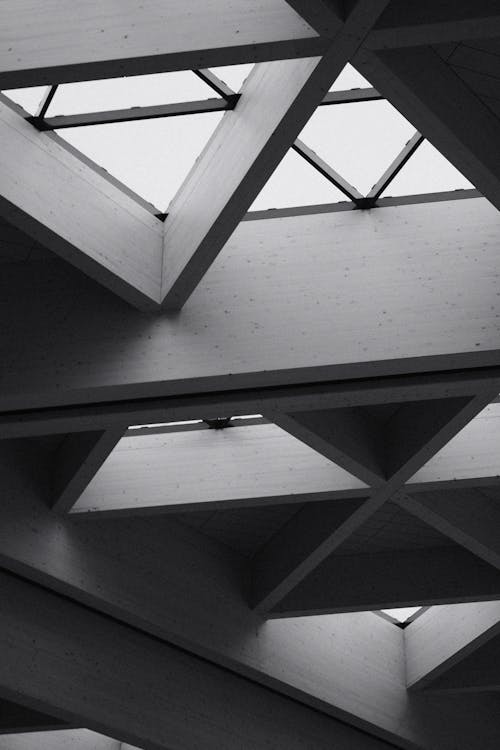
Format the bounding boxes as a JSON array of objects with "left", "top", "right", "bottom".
[
  {"left": 28, "top": 97, "right": 237, "bottom": 131},
  {"left": 365, "top": 131, "right": 425, "bottom": 205},
  {"left": 292, "top": 139, "right": 364, "bottom": 204}
]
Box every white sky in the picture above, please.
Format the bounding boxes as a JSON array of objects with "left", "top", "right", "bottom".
[
  {"left": 381, "top": 607, "right": 423, "bottom": 623},
  {"left": 4, "top": 63, "right": 473, "bottom": 212}
]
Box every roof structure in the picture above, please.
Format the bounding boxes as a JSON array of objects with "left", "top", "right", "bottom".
[{"left": 0, "top": 2, "right": 500, "bottom": 749}]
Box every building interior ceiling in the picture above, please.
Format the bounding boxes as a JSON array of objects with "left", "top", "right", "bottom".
[{"left": 1, "top": 2, "right": 500, "bottom": 749}]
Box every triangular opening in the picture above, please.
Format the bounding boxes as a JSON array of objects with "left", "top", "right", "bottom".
[
  {"left": 250, "top": 148, "right": 349, "bottom": 211},
  {"left": 380, "top": 607, "right": 423, "bottom": 623},
  {"left": 379, "top": 139, "right": 474, "bottom": 196},
  {"left": 46, "top": 71, "right": 219, "bottom": 115},
  {"left": 299, "top": 99, "right": 415, "bottom": 194},
  {"left": 330, "top": 63, "right": 372, "bottom": 91},
  {"left": 57, "top": 112, "right": 224, "bottom": 210}
]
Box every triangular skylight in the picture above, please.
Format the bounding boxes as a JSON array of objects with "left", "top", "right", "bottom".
[
  {"left": 250, "top": 148, "right": 347, "bottom": 210},
  {"left": 58, "top": 113, "right": 224, "bottom": 210},
  {"left": 45, "top": 71, "right": 217, "bottom": 115},
  {"left": 381, "top": 140, "right": 474, "bottom": 196},
  {"left": 330, "top": 63, "right": 372, "bottom": 91},
  {"left": 381, "top": 607, "right": 423, "bottom": 623}
]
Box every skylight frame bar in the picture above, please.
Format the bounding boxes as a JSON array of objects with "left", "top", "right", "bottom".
[
  {"left": 364, "top": 130, "right": 425, "bottom": 205},
  {"left": 319, "top": 87, "right": 383, "bottom": 105},
  {"left": 292, "top": 138, "right": 365, "bottom": 204},
  {"left": 27, "top": 96, "right": 239, "bottom": 131},
  {"left": 34, "top": 84, "right": 59, "bottom": 119},
  {"left": 193, "top": 68, "right": 237, "bottom": 99}
]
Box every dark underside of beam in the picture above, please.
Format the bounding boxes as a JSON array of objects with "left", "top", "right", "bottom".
[
  {"left": 0, "top": 697, "right": 70, "bottom": 735},
  {"left": 270, "top": 546, "right": 500, "bottom": 618}
]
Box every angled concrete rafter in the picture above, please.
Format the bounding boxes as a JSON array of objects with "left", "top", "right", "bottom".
[
  {"left": 0, "top": 96, "right": 163, "bottom": 310},
  {"left": 251, "top": 389, "right": 498, "bottom": 613},
  {"left": 0, "top": 476, "right": 498, "bottom": 750},
  {"left": 396, "top": 489, "right": 500, "bottom": 571},
  {"left": 0, "top": 570, "right": 396, "bottom": 750},
  {"left": 160, "top": 0, "right": 390, "bottom": 309},
  {"left": 405, "top": 601, "right": 500, "bottom": 690}
]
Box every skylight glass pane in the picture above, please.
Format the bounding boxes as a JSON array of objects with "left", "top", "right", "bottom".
[
  {"left": 381, "top": 607, "right": 422, "bottom": 623},
  {"left": 299, "top": 100, "right": 414, "bottom": 195},
  {"left": 58, "top": 112, "right": 224, "bottom": 210},
  {"left": 250, "top": 149, "right": 347, "bottom": 210},
  {"left": 208, "top": 64, "right": 254, "bottom": 92},
  {"left": 3, "top": 86, "right": 47, "bottom": 114},
  {"left": 330, "top": 63, "right": 371, "bottom": 91},
  {"left": 381, "top": 140, "right": 474, "bottom": 196},
  {"left": 47, "top": 72, "right": 217, "bottom": 116}
]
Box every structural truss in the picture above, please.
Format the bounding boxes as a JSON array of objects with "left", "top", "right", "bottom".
[{"left": 1, "top": 2, "right": 500, "bottom": 749}]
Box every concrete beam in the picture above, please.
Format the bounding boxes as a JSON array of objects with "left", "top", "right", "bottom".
[
  {"left": 267, "top": 408, "right": 387, "bottom": 487},
  {"left": 2, "top": 197, "right": 500, "bottom": 413},
  {"left": 251, "top": 392, "right": 495, "bottom": 612},
  {"left": 397, "top": 489, "right": 500, "bottom": 570},
  {"left": 0, "top": 0, "right": 325, "bottom": 88},
  {"left": 270, "top": 546, "right": 500, "bottom": 617},
  {"left": 161, "top": 1, "right": 389, "bottom": 309},
  {"left": 0, "top": 97, "right": 163, "bottom": 310},
  {"left": 0, "top": 478, "right": 497, "bottom": 749},
  {"left": 366, "top": 1, "right": 500, "bottom": 48},
  {"left": 424, "top": 633, "right": 500, "bottom": 692},
  {"left": 408, "top": 404, "right": 500, "bottom": 489},
  {"left": 0, "top": 569, "right": 399, "bottom": 750},
  {"left": 405, "top": 601, "right": 500, "bottom": 690},
  {"left": 52, "top": 428, "right": 126, "bottom": 513}
]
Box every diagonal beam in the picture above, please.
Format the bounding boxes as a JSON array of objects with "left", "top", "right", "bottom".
[
  {"left": 354, "top": 45, "right": 500, "bottom": 210},
  {"left": 423, "top": 633, "right": 500, "bottom": 692},
  {"left": 0, "top": 1, "right": 327, "bottom": 88},
  {"left": 0, "top": 569, "right": 397, "bottom": 750},
  {"left": 405, "top": 601, "right": 500, "bottom": 690},
  {"left": 0, "top": 480, "right": 498, "bottom": 750},
  {"left": 267, "top": 408, "right": 386, "bottom": 486},
  {"left": 407, "top": 403, "right": 500, "bottom": 490},
  {"left": 251, "top": 390, "right": 498, "bottom": 612},
  {"left": 270, "top": 546, "right": 500, "bottom": 617},
  {"left": 284, "top": 1, "right": 344, "bottom": 36},
  {"left": 160, "top": 1, "right": 390, "bottom": 309},
  {"left": 396, "top": 489, "right": 500, "bottom": 570},
  {"left": 0, "top": 97, "right": 163, "bottom": 310},
  {"left": 51, "top": 428, "right": 125, "bottom": 513}
]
